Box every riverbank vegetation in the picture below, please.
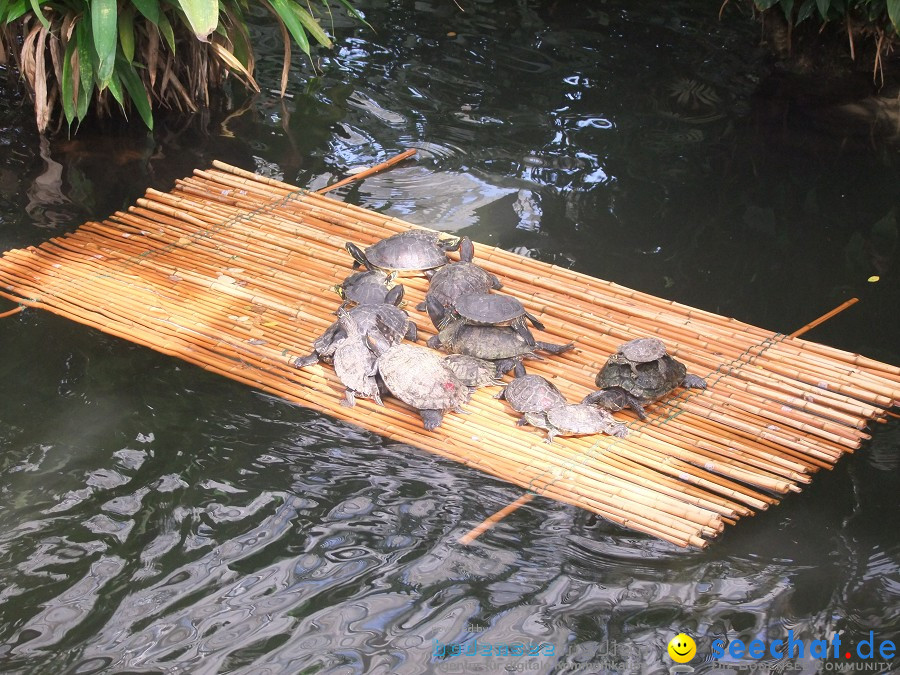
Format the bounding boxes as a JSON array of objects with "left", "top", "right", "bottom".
[{"left": 0, "top": 0, "right": 361, "bottom": 132}]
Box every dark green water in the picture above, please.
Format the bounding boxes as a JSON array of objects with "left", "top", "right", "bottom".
[{"left": 1, "top": 1, "right": 898, "bottom": 673}]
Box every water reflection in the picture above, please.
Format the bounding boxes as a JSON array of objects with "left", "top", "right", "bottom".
[{"left": 0, "top": 0, "right": 898, "bottom": 673}]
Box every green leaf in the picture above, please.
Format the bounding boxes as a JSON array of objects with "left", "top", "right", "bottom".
[
  {"left": 26, "top": 0, "right": 49, "bottom": 30},
  {"left": 131, "top": 0, "right": 159, "bottom": 25},
  {"left": 117, "top": 55, "right": 153, "bottom": 130},
  {"left": 61, "top": 35, "right": 77, "bottom": 125},
  {"left": 107, "top": 69, "right": 124, "bottom": 108},
  {"left": 293, "top": 5, "right": 331, "bottom": 48},
  {"left": 118, "top": 5, "right": 135, "bottom": 62},
  {"left": 76, "top": 19, "right": 95, "bottom": 120},
  {"left": 888, "top": 0, "right": 900, "bottom": 32},
  {"left": 267, "top": 0, "right": 309, "bottom": 54},
  {"left": 815, "top": 0, "right": 831, "bottom": 19},
  {"left": 91, "top": 0, "right": 117, "bottom": 87},
  {"left": 797, "top": 0, "right": 816, "bottom": 23},
  {"left": 174, "top": 0, "right": 218, "bottom": 40},
  {"left": 331, "top": 0, "right": 369, "bottom": 28},
  {"left": 780, "top": 0, "right": 794, "bottom": 21},
  {"left": 158, "top": 11, "right": 176, "bottom": 53},
  {"left": 3, "top": 0, "right": 30, "bottom": 23}
]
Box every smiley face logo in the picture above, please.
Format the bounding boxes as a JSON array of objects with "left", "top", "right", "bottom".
[{"left": 667, "top": 633, "right": 696, "bottom": 663}]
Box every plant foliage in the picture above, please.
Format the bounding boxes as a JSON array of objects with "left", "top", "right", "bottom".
[{"left": 0, "top": 0, "right": 364, "bottom": 132}]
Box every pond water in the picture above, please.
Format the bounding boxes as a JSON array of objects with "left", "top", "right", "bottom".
[{"left": 1, "top": 1, "right": 898, "bottom": 673}]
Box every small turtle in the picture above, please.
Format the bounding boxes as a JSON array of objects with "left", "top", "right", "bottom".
[
  {"left": 523, "top": 404, "right": 628, "bottom": 443},
  {"left": 427, "top": 318, "right": 573, "bottom": 377},
  {"left": 583, "top": 349, "right": 706, "bottom": 419},
  {"left": 449, "top": 292, "right": 545, "bottom": 344},
  {"left": 417, "top": 237, "right": 502, "bottom": 328},
  {"left": 320, "top": 309, "right": 382, "bottom": 407},
  {"left": 346, "top": 230, "right": 463, "bottom": 274},
  {"left": 369, "top": 317, "right": 470, "bottom": 431},
  {"left": 335, "top": 270, "right": 401, "bottom": 306},
  {"left": 293, "top": 292, "right": 415, "bottom": 368},
  {"left": 495, "top": 374, "right": 567, "bottom": 425},
  {"left": 612, "top": 337, "right": 669, "bottom": 376},
  {"left": 443, "top": 354, "right": 504, "bottom": 389}
]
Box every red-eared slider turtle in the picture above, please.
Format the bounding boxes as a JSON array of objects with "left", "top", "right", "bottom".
[
  {"left": 612, "top": 337, "right": 668, "bottom": 376},
  {"left": 523, "top": 404, "right": 628, "bottom": 443},
  {"left": 417, "top": 238, "right": 502, "bottom": 328},
  {"left": 442, "top": 354, "right": 504, "bottom": 389},
  {"left": 346, "top": 230, "right": 463, "bottom": 274},
  {"left": 293, "top": 292, "right": 416, "bottom": 368},
  {"left": 450, "top": 292, "right": 545, "bottom": 343},
  {"left": 495, "top": 374, "right": 567, "bottom": 425},
  {"left": 582, "top": 345, "right": 706, "bottom": 419},
  {"left": 320, "top": 309, "right": 382, "bottom": 407},
  {"left": 369, "top": 318, "right": 470, "bottom": 430},
  {"left": 427, "top": 318, "right": 573, "bottom": 377},
  {"left": 335, "top": 270, "right": 402, "bottom": 306}
]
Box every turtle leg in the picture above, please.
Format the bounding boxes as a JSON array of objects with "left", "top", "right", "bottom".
[
  {"left": 512, "top": 360, "right": 527, "bottom": 378},
  {"left": 493, "top": 358, "right": 518, "bottom": 377},
  {"left": 682, "top": 374, "right": 707, "bottom": 390},
  {"left": 489, "top": 273, "right": 503, "bottom": 290},
  {"left": 534, "top": 340, "right": 574, "bottom": 355},
  {"left": 419, "top": 409, "right": 444, "bottom": 431},
  {"left": 372, "top": 387, "right": 384, "bottom": 407},
  {"left": 512, "top": 320, "right": 537, "bottom": 346},
  {"left": 342, "top": 390, "right": 356, "bottom": 407},
  {"left": 426, "top": 334, "right": 442, "bottom": 349},
  {"left": 493, "top": 388, "right": 507, "bottom": 400},
  {"left": 293, "top": 351, "right": 320, "bottom": 368},
  {"left": 405, "top": 322, "right": 417, "bottom": 341},
  {"left": 515, "top": 415, "right": 528, "bottom": 426},
  {"left": 523, "top": 311, "right": 545, "bottom": 331},
  {"left": 415, "top": 301, "right": 427, "bottom": 311},
  {"left": 544, "top": 428, "right": 558, "bottom": 444},
  {"left": 424, "top": 268, "right": 437, "bottom": 280}
]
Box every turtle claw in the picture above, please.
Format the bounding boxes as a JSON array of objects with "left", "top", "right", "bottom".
[
  {"left": 683, "top": 374, "right": 707, "bottom": 390},
  {"left": 524, "top": 311, "right": 545, "bottom": 331},
  {"left": 513, "top": 321, "right": 537, "bottom": 346}
]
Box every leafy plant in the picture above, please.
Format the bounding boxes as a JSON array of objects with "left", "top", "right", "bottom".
[{"left": 0, "top": 0, "right": 365, "bottom": 132}]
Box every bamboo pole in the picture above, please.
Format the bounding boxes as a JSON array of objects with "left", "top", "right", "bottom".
[{"left": 1, "top": 161, "right": 897, "bottom": 549}]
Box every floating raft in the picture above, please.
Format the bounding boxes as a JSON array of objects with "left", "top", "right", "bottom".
[{"left": 1, "top": 161, "right": 898, "bottom": 548}]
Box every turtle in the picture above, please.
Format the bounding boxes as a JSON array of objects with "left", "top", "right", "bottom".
[
  {"left": 523, "top": 404, "right": 628, "bottom": 443},
  {"left": 427, "top": 318, "right": 573, "bottom": 377},
  {"left": 368, "top": 317, "right": 470, "bottom": 430},
  {"left": 320, "top": 308, "right": 382, "bottom": 407},
  {"left": 346, "top": 230, "right": 464, "bottom": 274},
  {"left": 335, "top": 270, "right": 401, "bottom": 306},
  {"left": 495, "top": 374, "right": 567, "bottom": 425},
  {"left": 417, "top": 237, "right": 502, "bottom": 328},
  {"left": 611, "top": 337, "right": 669, "bottom": 376},
  {"left": 582, "top": 349, "right": 706, "bottom": 419},
  {"left": 448, "top": 292, "right": 545, "bottom": 344},
  {"left": 293, "top": 292, "right": 416, "bottom": 368},
  {"left": 442, "top": 354, "right": 504, "bottom": 389}
]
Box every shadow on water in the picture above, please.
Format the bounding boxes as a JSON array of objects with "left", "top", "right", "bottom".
[{"left": 0, "top": 0, "right": 898, "bottom": 673}]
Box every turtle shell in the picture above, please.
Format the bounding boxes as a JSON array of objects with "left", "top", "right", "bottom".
[
  {"left": 428, "top": 263, "right": 496, "bottom": 308},
  {"left": 453, "top": 293, "right": 527, "bottom": 325},
  {"left": 437, "top": 321, "right": 534, "bottom": 360},
  {"left": 338, "top": 270, "right": 395, "bottom": 305},
  {"left": 443, "top": 354, "right": 499, "bottom": 388},
  {"left": 502, "top": 374, "right": 567, "bottom": 413},
  {"left": 363, "top": 231, "right": 454, "bottom": 272},
  {"left": 618, "top": 337, "right": 667, "bottom": 363},
  {"left": 545, "top": 404, "right": 627, "bottom": 437},
  {"left": 376, "top": 344, "right": 470, "bottom": 410},
  {"left": 595, "top": 354, "right": 686, "bottom": 402},
  {"left": 314, "top": 303, "right": 410, "bottom": 354}
]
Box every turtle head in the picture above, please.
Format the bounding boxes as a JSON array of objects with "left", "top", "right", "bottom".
[
  {"left": 438, "top": 234, "right": 463, "bottom": 252},
  {"left": 384, "top": 285, "right": 405, "bottom": 306},
  {"left": 457, "top": 236, "right": 475, "bottom": 263},
  {"left": 345, "top": 242, "right": 371, "bottom": 270},
  {"left": 424, "top": 295, "right": 447, "bottom": 328}
]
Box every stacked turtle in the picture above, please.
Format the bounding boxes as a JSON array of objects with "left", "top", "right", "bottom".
[{"left": 295, "top": 227, "right": 707, "bottom": 436}]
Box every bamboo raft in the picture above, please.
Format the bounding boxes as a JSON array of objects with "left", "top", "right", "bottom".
[{"left": 1, "top": 159, "right": 898, "bottom": 549}]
